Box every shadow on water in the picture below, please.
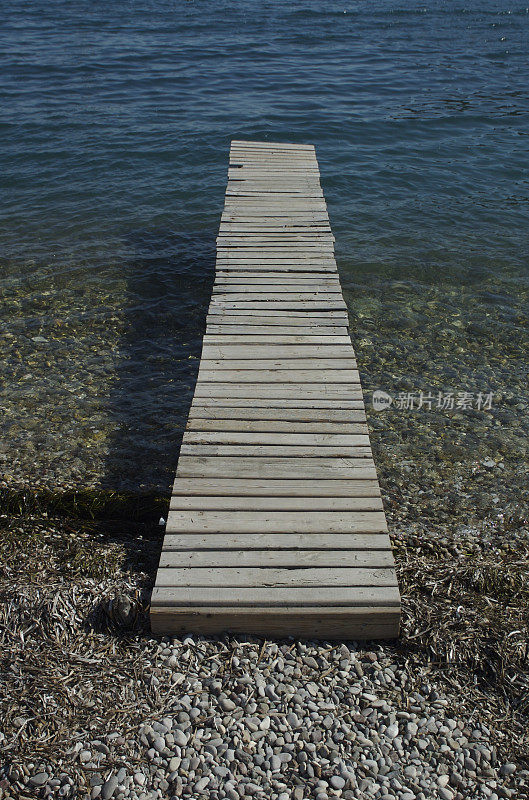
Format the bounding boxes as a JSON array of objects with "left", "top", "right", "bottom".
[{"left": 101, "top": 228, "right": 215, "bottom": 494}]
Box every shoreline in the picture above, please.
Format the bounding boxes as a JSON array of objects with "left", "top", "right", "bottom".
[{"left": 0, "top": 486, "right": 527, "bottom": 799}]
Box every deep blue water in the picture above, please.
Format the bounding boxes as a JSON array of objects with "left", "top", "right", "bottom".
[{"left": 1, "top": 1, "right": 529, "bottom": 492}]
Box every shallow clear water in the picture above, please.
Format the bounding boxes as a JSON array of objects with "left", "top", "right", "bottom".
[{"left": 1, "top": 1, "right": 529, "bottom": 500}]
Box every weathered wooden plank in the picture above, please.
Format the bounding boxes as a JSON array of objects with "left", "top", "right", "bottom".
[
  {"left": 176, "top": 457, "right": 378, "bottom": 479},
  {"left": 207, "top": 311, "right": 348, "bottom": 321},
  {"left": 152, "top": 586, "right": 399, "bottom": 607},
  {"left": 179, "top": 444, "right": 373, "bottom": 458},
  {"left": 204, "top": 328, "right": 350, "bottom": 337},
  {"left": 150, "top": 606, "right": 400, "bottom": 638},
  {"left": 192, "top": 384, "right": 363, "bottom": 398},
  {"left": 187, "top": 406, "right": 367, "bottom": 421},
  {"left": 196, "top": 368, "right": 359, "bottom": 383},
  {"left": 155, "top": 567, "right": 397, "bottom": 588},
  {"left": 203, "top": 334, "right": 352, "bottom": 344},
  {"left": 162, "top": 533, "right": 389, "bottom": 550},
  {"left": 215, "top": 264, "right": 338, "bottom": 270},
  {"left": 186, "top": 419, "right": 368, "bottom": 433},
  {"left": 230, "top": 141, "right": 316, "bottom": 150},
  {"left": 210, "top": 292, "right": 345, "bottom": 302},
  {"left": 216, "top": 259, "right": 334, "bottom": 265},
  {"left": 220, "top": 213, "right": 330, "bottom": 220},
  {"left": 169, "top": 495, "right": 382, "bottom": 511},
  {"left": 209, "top": 303, "right": 348, "bottom": 312},
  {"left": 207, "top": 309, "right": 349, "bottom": 324},
  {"left": 160, "top": 550, "right": 392, "bottom": 567},
  {"left": 182, "top": 432, "right": 370, "bottom": 446},
  {"left": 190, "top": 397, "right": 366, "bottom": 409},
  {"left": 214, "top": 276, "right": 341, "bottom": 284},
  {"left": 213, "top": 284, "right": 341, "bottom": 293},
  {"left": 200, "top": 347, "right": 355, "bottom": 360},
  {"left": 170, "top": 479, "right": 380, "bottom": 497}
]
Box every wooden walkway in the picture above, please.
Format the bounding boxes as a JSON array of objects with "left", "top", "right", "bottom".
[{"left": 150, "top": 140, "right": 400, "bottom": 639}]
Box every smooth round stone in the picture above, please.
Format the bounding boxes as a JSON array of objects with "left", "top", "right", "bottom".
[
  {"left": 173, "top": 730, "right": 189, "bottom": 747},
  {"left": 116, "top": 768, "right": 127, "bottom": 784},
  {"left": 500, "top": 764, "right": 517, "bottom": 776},
  {"left": 330, "top": 776, "right": 346, "bottom": 789},
  {"left": 101, "top": 775, "right": 119, "bottom": 800},
  {"left": 29, "top": 773, "right": 49, "bottom": 787}
]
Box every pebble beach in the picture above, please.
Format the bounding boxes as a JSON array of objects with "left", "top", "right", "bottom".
[{"left": 2, "top": 1, "right": 529, "bottom": 797}]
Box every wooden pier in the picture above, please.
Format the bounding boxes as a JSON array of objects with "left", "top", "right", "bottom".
[{"left": 150, "top": 140, "right": 400, "bottom": 639}]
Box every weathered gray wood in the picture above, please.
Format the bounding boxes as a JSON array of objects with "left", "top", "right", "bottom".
[
  {"left": 152, "top": 586, "right": 400, "bottom": 607},
  {"left": 187, "top": 406, "right": 367, "bottom": 421},
  {"left": 151, "top": 139, "right": 399, "bottom": 639},
  {"left": 196, "top": 369, "right": 360, "bottom": 383},
  {"left": 213, "top": 284, "right": 341, "bottom": 293},
  {"left": 205, "top": 327, "right": 350, "bottom": 337},
  {"left": 214, "top": 278, "right": 341, "bottom": 286},
  {"left": 160, "top": 550, "right": 392, "bottom": 567},
  {"left": 179, "top": 444, "right": 373, "bottom": 458},
  {"left": 192, "top": 384, "right": 363, "bottom": 398},
  {"left": 169, "top": 495, "right": 382, "bottom": 511},
  {"left": 186, "top": 419, "right": 368, "bottom": 433},
  {"left": 201, "top": 347, "right": 355, "bottom": 360},
  {"left": 150, "top": 606, "right": 400, "bottom": 639},
  {"left": 170, "top": 479, "right": 380, "bottom": 497},
  {"left": 190, "top": 397, "right": 366, "bottom": 408},
  {"left": 205, "top": 318, "right": 349, "bottom": 328},
  {"left": 230, "top": 140, "right": 316, "bottom": 149},
  {"left": 182, "top": 432, "right": 370, "bottom": 446},
  {"left": 201, "top": 346, "right": 355, "bottom": 360},
  {"left": 155, "top": 567, "right": 397, "bottom": 588},
  {"left": 221, "top": 216, "right": 328, "bottom": 221},
  {"left": 207, "top": 308, "right": 346, "bottom": 318},
  {"left": 209, "top": 303, "right": 347, "bottom": 312},
  {"left": 166, "top": 509, "right": 387, "bottom": 533},
  {"left": 162, "top": 533, "right": 390, "bottom": 550},
  {"left": 176, "top": 457, "right": 378, "bottom": 479},
  {"left": 203, "top": 333, "right": 352, "bottom": 343}
]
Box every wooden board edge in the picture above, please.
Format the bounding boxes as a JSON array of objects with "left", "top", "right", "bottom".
[{"left": 149, "top": 605, "right": 401, "bottom": 639}]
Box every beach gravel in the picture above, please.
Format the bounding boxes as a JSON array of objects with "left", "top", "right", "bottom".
[{"left": 2, "top": 631, "right": 527, "bottom": 800}]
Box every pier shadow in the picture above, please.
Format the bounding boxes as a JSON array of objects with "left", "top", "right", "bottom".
[{"left": 100, "top": 227, "right": 215, "bottom": 496}]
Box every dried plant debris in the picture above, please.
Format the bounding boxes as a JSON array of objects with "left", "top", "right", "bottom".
[{"left": 0, "top": 491, "right": 528, "bottom": 800}]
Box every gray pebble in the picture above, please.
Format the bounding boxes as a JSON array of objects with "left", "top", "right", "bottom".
[
  {"left": 29, "top": 773, "right": 49, "bottom": 787},
  {"left": 101, "top": 774, "right": 119, "bottom": 800},
  {"left": 173, "top": 729, "right": 188, "bottom": 747}
]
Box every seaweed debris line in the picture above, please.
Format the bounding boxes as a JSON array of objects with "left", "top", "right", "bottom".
[{"left": 150, "top": 140, "right": 400, "bottom": 638}]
